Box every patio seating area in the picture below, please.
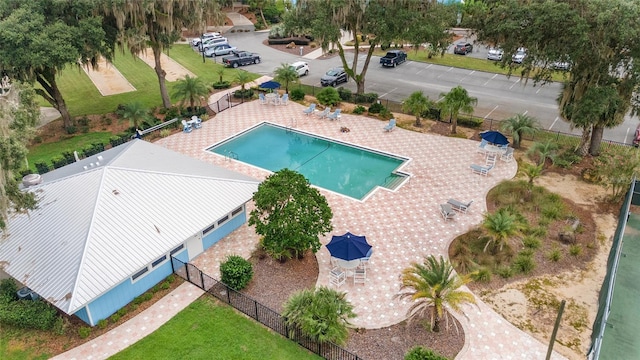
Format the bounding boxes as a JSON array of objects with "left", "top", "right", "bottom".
[{"left": 155, "top": 101, "right": 564, "bottom": 359}]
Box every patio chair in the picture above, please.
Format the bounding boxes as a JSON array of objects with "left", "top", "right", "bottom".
[
  {"left": 359, "top": 248, "right": 373, "bottom": 269},
  {"left": 440, "top": 203, "right": 457, "bottom": 220},
  {"left": 191, "top": 115, "right": 202, "bottom": 129},
  {"left": 279, "top": 93, "right": 289, "bottom": 106},
  {"left": 477, "top": 139, "right": 489, "bottom": 154},
  {"left": 302, "top": 103, "right": 316, "bottom": 116},
  {"left": 181, "top": 120, "right": 192, "bottom": 133},
  {"left": 470, "top": 162, "right": 494, "bottom": 176},
  {"left": 329, "top": 267, "right": 346, "bottom": 287},
  {"left": 384, "top": 118, "right": 396, "bottom": 132},
  {"left": 327, "top": 108, "right": 341, "bottom": 121},
  {"left": 353, "top": 267, "right": 366, "bottom": 285},
  {"left": 447, "top": 199, "right": 473, "bottom": 213},
  {"left": 259, "top": 93, "right": 268, "bottom": 105},
  {"left": 486, "top": 153, "right": 498, "bottom": 165},
  {"left": 501, "top": 147, "right": 514, "bottom": 162},
  {"left": 316, "top": 107, "right": 331, "bottom": 119}
]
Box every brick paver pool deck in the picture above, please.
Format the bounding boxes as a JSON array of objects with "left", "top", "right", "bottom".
[{"left": 55, "top": 100, "right": 564, "bottom": 359}]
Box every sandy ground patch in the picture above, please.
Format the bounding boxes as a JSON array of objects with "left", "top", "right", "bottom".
[
  {"left": 137, "top": 48, "right": 195, "bottom": 82},
  {"left": 481, "top": 173, "right": 615, "bottom": 359},
  {"left": 81, "top": 57, "right": 136, "bottom": 96}
]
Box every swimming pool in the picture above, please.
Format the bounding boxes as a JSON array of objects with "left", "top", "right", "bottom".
[{"left": 208, "top": 123, "right": 410, "bottom": 200}]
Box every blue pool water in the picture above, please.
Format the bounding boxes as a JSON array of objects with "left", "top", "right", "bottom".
[{"left": 208, "top": 123, "right": 409, "bottom": 200}]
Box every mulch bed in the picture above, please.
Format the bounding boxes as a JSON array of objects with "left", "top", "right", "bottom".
[{"left": 242, "top": 250, "right": 464, "bottom": 360}]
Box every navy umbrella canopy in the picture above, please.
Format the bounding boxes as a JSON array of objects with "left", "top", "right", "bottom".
[
  {"left": 480, "top": 130, "right": 509, "bottom": 145},
  {"left": 326, "top": 232, "right": 372, "bottom": 261},
  {"left": 259, "top": 80, "right": 281, "bottom": 89}
]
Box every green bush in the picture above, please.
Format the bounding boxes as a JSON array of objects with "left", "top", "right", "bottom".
[
  {"left": 404, "top": 346, "right": 449, "bottom": 360},
  {"left": 0, "top": 298, "right": 59, "bottom": 330},
  {"left": 166, "top": 274, "right": 176, "bottom": 283},
  {"left": 110, "top": 313, "right": 121, "bottom": 323},
  {"left": 52, "top": 317, "right": 67, "bottom": 335},
  {"left": 0, "top": 278, "right": 18, "bottom": 301},
  {"left": 316, "top": 87, "right": 341, "bottom": 106},
  {"left": 51, "top": 156, "right": 68, "bottom": 169},
  {"left": 164, "top": 106, "right": 180, "bottom": 120},
  {"left": 496, "top": 266, "right": 514, "bottom": 279},
  {"left": 523, "top": 236, "right": 541, "bottom": 249},
  {"left": 97, "top": 319, "right": 108, "bottom": 329},
  {"left": 133, "top": 292, "right": 153, "bottom": 305},
  {"left": 77, "top": 116, "right": 90, "bottom": 126},
  {"left": 233, "top": 89, "right": 254, "bottom": 99},
  {"left": 65, "top": 125, "right": 77, "bottom": 134},
  {"left": 116, "top": 308, "right": 128, "bottom": 317},
  {"left": 220, "top": 255, "right": 254, "bottom": 290},
  {"left": 368, "top": 102, "right": 385, "bottom": 114},
  {"left": 512, "top": 254, "right": 536, "bottom": 274},
  {"left": 472, "top": 267, "right": 492, "bottom": 282},
  {"left": 547, "top": 248, "right": 562, "bottom": 262},
  {"left": 569, "top": 244, "right": 582, "bottom": 257},
  {"left": 212, "top": 81, "right": 230, "bottom": 89},
  {"left": 78, "top": 326, "right": 91, "bottom": 339},
  {"left": 353, "top": 92, "right": 379, "bottom": 104},
  {"left": 337, "top": 87, "right": 352, "bottom": 102},
  {"left": 457, "top": 116, "right": 483, "bottom": 128},
  {"left": 290, "top": 88, "right": 305, "bottom": 101},
  {"left": 352, "top": 105, "right": 366, "bottom": 114}
]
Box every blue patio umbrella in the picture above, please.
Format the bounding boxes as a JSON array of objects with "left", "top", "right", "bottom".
[
  {"left": 259, "top": 80, "right": 281, "bottom": 89},
  {"left": 480, "top": 130, "right": 509, "bottom": 145},
  {"left": 326, "top": 232, "right": 372, "bottom": 261}
]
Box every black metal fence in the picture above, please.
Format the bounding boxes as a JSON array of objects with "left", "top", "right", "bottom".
[{"left": 170, "top": 256, "right": 363, "bottom": 360}]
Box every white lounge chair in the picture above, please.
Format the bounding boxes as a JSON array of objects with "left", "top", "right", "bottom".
[
  {"left": 470, "top": 163, "right": 494, "bottom": 176},
  {"left": 477, "top": 139, "right": 489, "bottom": 154},
  {"left": 447, "top": 199, "right": 473, "bottom": 213},
  {"left": 302, "top": 103, "right": 316, "bottom": 115},
  {"left": 440, "top": 204, "right": 457, "bottom": 220},
  {"left": 327, "top": 108, "right": 341, "bottom": 121},
  {"left": 384, "top": 118, "right": 396, "bottom": 132},
  {"left": 501, "top": 147, "right": 514, "bottom": 162},
  {"left": 258, "top": 93, "right": 268, "bottom": 105},
  {"left": 316, "top": 107, "right": 331, "bottom": 119},
  {"left": 279, "top": 93, "right": 288, "bottom": 106}
]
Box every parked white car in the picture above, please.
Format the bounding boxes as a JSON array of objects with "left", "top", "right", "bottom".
[
  {"left": 204, "top": 44, "right": 237, "bottom": 57},
  {"left": 487, "top": 48, "right": 504, "bottom": 61},
  {"left": 191, "top": 32, "right": 221, "bottom": 47},
  {"left": 201, "top": 37, "right": 228, "bottom": 51},
  {"left": 512, "top": 48, "right": 527, "bottom": 64},
  {"left": 289, "top": 61, "right": 309, "bottom": 76}
]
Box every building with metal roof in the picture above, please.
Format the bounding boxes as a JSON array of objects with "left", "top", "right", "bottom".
[{"left": 0, "top": 139, "right": 259, "bottom": 326}]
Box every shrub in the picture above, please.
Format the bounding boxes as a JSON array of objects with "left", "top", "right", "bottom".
[
  {"left": 160, "top": 281, "right": 171, "bottom": 290},
  {"left": 78, "top": 326, "right": 91, "bottom": 339},
  {"left": 547, "top": 248, "right": 562, "bottom": 262},
  {"left": 523, "top": 236, "right": 541, "bottom": 249},
  {"left": 472, "top": 267, "right": 492, "bottom": 282},
  {"left": 51, "top": 156, "right": 68, "bottom": 169},
  {"left": 353, "top": 92, "right": 379, "bottom": 104},
  {"left": 220, "top": 255, "right": 254, "bottom": 290},
  {"left": 133, "top": 292, "right": 153, "bottom": 305},
  {"left": 164, "top": 106, "right": 180, "bottom": 120},
  {"left": 61, "top": 151, "right": 75, "bottom": 164},
  {"left": 496, "top": 266, "right": 514, "bottom": 279},
  {"left": 166, "top": 274, "right": 176, "bottom": 283},
  {"left": 233, "top": 89, "right": 254, "bottom": 99},
  {"left": 0, "top": 278, "right": 18, "bottom": 302},
  {"left": 52, "top": 317, "right": 67, "bottom": 335},
  {"left": 160, "top": 129, "right": 171, "bottom": 138},
  {"left": 0, "top": 298, "right": 59, "bottom": 330},
  {"left": 290, "top": 88, "right": 305, "bottom": 101},
  {"left": 569, "top": 244, "right": 582, "bottom": 257},
  {"left": 404, "top": 346, "right": 449, "bottom": 360},
  {"left": 65, "top": 125, "right": 77, "bottom": 134},
  {"left": 34, "top": 161, "right": 50, "bottom": 174},
  {"left": 337, "top": 87, "right": 352, "bottom": 102},
  {"left": 352, "top": 105, "right": 366, "bottom": 114},
  {"left": 97, "top": 319, "right": 108, "bottom": 329},
  {"left": 316, "top": 87, "right": 341, "bottom": 106},
  {"left": 368, "top": 102, "right": 385, "bottom": 114},
  {"left": 212, "top": 81, "right": 230, "bottom": 89},
  {"left": 110, "top": 313, "right": 121, "bottom": 323},
  {"left": 512, "top": 254, "right": 536, "bottom": 274},
  {"left": 100, "top": 115, "right": 112, "bottom": 126},
  {"left": 77, "top": 116, "right": 90, "bottom": 126},
  {"left": 116, "top": 308, "right": 128, "bottom": 317}
]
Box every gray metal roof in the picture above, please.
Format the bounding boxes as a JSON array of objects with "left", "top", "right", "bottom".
[{"left": 0, "top": 140, "right": 259, "bottom": 314}]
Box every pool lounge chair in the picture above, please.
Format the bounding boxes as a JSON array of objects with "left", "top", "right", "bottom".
[
  {"left": 447, "top": 199, "right": 473, "bottom": 213},
  {"left": 477, "top": 139, "right": 489, "bottom": 154},
  {"left": 384, "top": 118, "right": 396, "bottom": 132},
  {"left": 303, "top": 103, "right": 316, "bottom": 115},
  {"left": 316, "top": 107, "right": 331, "bottom": 119},
  {"left": 440, "top": 204, "right": 457, "bottom": 220},
  {"left": 470, "top": 162, "right": 494, "bottom": 176},
  {"left": 327, "top": 108, "right": 341, "bottom": 121}
]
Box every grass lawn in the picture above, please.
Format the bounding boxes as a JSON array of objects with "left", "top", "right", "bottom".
[
  {"left": 109, "top": 297, "right": 321, "bottom": 360},
  {"left": 27, "top": 132, "right": 114, "bottom": 169},
  {"left": 39, "top": 44, "right": 259, "bottom": 117}
]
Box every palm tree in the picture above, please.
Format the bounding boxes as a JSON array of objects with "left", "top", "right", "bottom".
[
  {"left": 402, "top": 91, "right": 436, "bottom": 127},
  {"left": 119, "top": 102, "right": 149, "bottom": 129},
  {"left": 282, "top": 286, "right": 356, "bottom": 345},
  {"left": 439, "top": 86, "right": 477, "bottom": 134},
  {"left": 482, "top": 208, "right": 521, "bottom": 252},
  {"left": 396, "top": 255, "right": 476, "bottom": 332},
  {"left": 235, "top": 70, "right": 251, "bottom": 91},
  {"left": 526, "top": 140, "right": 559, "bottom": 167},
  {"left": 519, "top": 162, "right": 543, "bottom": 187},
  {"left": 500, "top": 114, "right": 539, "bottom": 148},
  {"left": 273, "top": 63, "right": 299, "bottom": 94},
  {"left": 171, "top": 75, "right": 209, "bottom": 110},
  {"left": 107, "top": 0, "right": 224, "bottom": 108}
]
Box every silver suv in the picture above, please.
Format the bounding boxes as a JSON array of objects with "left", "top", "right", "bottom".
[
  {"left": 487, "top": 48, "right": 504, "bottom": 61},
  {"left": 512, "top": 48, "right": 527, "bottom": 64}
]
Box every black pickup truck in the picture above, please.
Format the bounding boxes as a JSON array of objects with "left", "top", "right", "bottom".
[
  {"left": 222, "top": 51, "right": 261, "bottom": 68},
  {"left": 380, "top": 50, "right": 407, "bottom": 67}
]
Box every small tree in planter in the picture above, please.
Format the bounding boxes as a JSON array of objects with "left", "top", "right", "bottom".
[
  {"left": 213, "top": 68, "right": 230, "bottom": 89},
  {"left": 220, "top": 255, "right": 253, "bottom": 290},
  {"left": 233, "top": 70, "right": 254, "bottom": 99}
]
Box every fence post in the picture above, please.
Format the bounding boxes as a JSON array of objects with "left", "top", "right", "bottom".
[
  {"left": 170, "top": 256, "right": 174, "bottom": 273},
  {"left": 200, "top": 270, "right": 205, "bottom": 290},
  {"left": 226, "top": 284, "right": 231, "bottom": 304},
  {"left": 186, "top": 264, "right": 191, "bottom": 283},
  {"left": 254, "top": 301, "right": 259, "bottom": 322}
]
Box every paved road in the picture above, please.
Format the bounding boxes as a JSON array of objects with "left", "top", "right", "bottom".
[{"left": 217, "top": 31, "right": 638, "bottom": 144}]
